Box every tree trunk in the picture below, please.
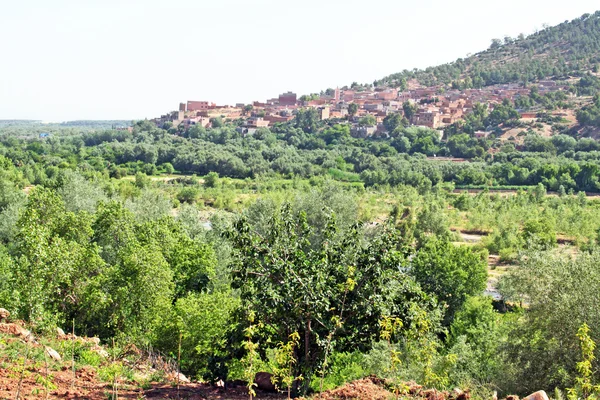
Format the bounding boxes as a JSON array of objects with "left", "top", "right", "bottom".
[{"left": 302, "top": 319, "right": 312, "bottom": 394}]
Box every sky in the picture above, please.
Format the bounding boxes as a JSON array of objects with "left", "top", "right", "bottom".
[{"left": 1, "top": 0, "right": 598, "bottom": 121}]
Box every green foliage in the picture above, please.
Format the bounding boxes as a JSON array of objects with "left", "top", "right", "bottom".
[
  {"left": 271, "top": 332, "right": 303, "bottom": 399},
  {"left": 204, "top": 171, "right": 220, "bottom": 188},
  {"left": 242, "top": 311, "right": 261, "bottom": 400},
  {"left": 499, "top": 249, "right": 600, "bottom": 392},
  {"left": 228, "top": 202, "right": 434, "bottom": 390},
  {"left": 177, "top": 187, "right": 200, "bottom": 204},
  {"left": 447, "top": 296, "right": 509, "bottom": 387},
  {"left": 522, "top": 218, "right": 557, "bottom": 249},
  {"left": 567, "top": 323, "right": 600, "bottom": 400},
  {"left": 155, "top": 291, "right": 239, "bottom": 380},
  {"left": 309, "top": 351, "right": 366, "bottom": 392},
  {"left": 410, "top": 239, "right": 488, "bottom": 325}
]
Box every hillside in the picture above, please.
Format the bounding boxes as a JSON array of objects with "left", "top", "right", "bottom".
[{"left": 375, "top": 11, "right": 600, "bottom": 89}]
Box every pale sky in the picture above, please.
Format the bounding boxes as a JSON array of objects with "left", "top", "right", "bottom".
[{"left": 1, "top": 0, "right": 598, "bottom": 121}]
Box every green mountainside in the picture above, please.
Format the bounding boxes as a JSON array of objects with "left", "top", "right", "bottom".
[{"left": 376, "top": 11, "right": 600, "bottom": 89}]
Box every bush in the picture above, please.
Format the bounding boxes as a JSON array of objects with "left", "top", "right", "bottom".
[
  {"left": 204, "top": 172, "right": 220, "bottom": 188},
  {"left": 79, "top": 349, "right": 103, "bottom": 367},
  {"left": 311, "top": 352, "right": 366, "bottom": 392},
  {"left": 154, "top": 291, "right": 240, "bottom": 381},
  {"left": 177, "top": 187, "right": 200, "bottom": 204},
  {"left": 522, "top": 218, "right": 556, "bottom": 249}
]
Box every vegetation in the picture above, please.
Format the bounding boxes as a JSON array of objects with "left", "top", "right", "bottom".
[
  {"left": 376, "top": 12, "right": 600, "bottom": 88},
  {"left": 4, "top": 10, "right": 600, "bottom": 400}
]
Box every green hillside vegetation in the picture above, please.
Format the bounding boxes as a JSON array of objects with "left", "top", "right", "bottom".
[
  {"left": 376, "top": 11, "right": 600, "bottom": 88},
  {"left": 5, "top": 11, "right": 600, "bottom": 400}
]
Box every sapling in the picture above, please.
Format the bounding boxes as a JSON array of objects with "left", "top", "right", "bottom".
[
  {"left": 241, "top": 311, "right": 261, "bottom": 400},
  {"left": 379, "top": 316, "right": 403, "bottom": 399},
  {"left": 568, "top": 323, "right": 600, "bottom": 400},
  {"left": 272, "top": 332, "right": 302, "bottom": 400}
]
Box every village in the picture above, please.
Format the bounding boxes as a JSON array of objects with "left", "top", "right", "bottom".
[{"left": 152, "top": 79, "right": 571, "bottom": 139}]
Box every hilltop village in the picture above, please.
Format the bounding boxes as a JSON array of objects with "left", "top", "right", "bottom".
[{"left": 152, "top": 79, "right": 572, "bottom": 139}]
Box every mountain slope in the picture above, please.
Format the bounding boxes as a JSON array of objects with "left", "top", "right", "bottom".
[{"left": 375, "top": 11, "right": 600, "bottom": 89}]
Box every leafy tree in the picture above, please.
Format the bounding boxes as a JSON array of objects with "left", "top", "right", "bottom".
[
  {"left": 490, "top": 38, "right": 502, "bottom": 50},
  {"left": 11, "top": 188, "right": 104, "bottom": 328},
  {"left": 155, "top": 291, "right": 239, "bottom": 380},
  {"left": 448, "top": 296, "right": 506, "bottom": 385},
  {"left": 294, "top": 108, "right": 321, "bottom": 133},
  {"left": 358, "top": 114, "right": 376, "bottom": 126},
  {"left": 227, "top": 204, "right": 434, "bottom": 391},
  {"left": 348, "top": 103, "right": 359, "bottom": 117},
  {"left": 84, "top": 202, "right": 175, "bottom": 340},
  {"left": 409, "top": 238, "right": 488, "bottom": 326},
  {"left": 499, "top": 249, "right": 600, "bottom": 392},
  {"left": 211, "top": 117, "right": 224, "bottom": 128},
  {"left": 403, "top": 101, "right": 417, "bottom": 121},
  {"left": 205, "top": 171, "right": 220, "bottom": 188},
  {"left": 383, "top": 113, "right": 406, "bottom": 133}
]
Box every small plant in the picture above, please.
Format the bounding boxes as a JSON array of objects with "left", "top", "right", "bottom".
[
  {"left": 379, "top": 316, "right": 404, "bottom": 399},
  {"left": 272, "top": 332, "right": 303, "bottom": 400},
  {"left": 567, "top": 323, "right": 600, "bottom": 400},
  {"left": 99, "top": 362, "right": 127, "bottom": 399},
  {"left": 241, "top": 311, "right": 262, "bottom": 400},
  {"left": 35, "top": 373, "right": 57, "bottom": 391},
  {"left": 79, "top": 349, "right": 103, "bottom": 367}
]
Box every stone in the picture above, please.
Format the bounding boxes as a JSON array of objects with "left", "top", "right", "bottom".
[
  {"left": 0, "top": 308, "right": 10, "bottom": 321},
  {"left": 255, "top": 372, "right": 276, "bottom": 392},
  {"left": 523, "top": 391, "right": 549, "bottom": 400},
  {"left": 45, "top": 346, "right": 62, "bottom": 361},
  {"left": 93, "top": 347, "right": 109, "bottom": 358},
  {"left": 0, "top": 323, "right": 35, "bottom": 342},
  {"left": 177, "top": 372, "right": 190, "bottom": 383},
  {"left": 453, "top": 388, "right": 470, "bottom": 400},
  {"left": 56, "top": 327, "right": 65, "bottom": 336}
]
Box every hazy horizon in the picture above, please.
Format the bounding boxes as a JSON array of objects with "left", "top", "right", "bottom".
[{"left": 1, "top": 0, "right": 598, "bottom": 121}]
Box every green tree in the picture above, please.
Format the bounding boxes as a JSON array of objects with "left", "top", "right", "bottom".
[
  {"left": 358, "top": 114, "right": 376, "bottom": 126},
  {"left": 227, "top": 204, "right": 432, "bottom": 392},
  {"left": 410, "top": 239, "right": 488, "bottom": 326},
  {"left": 205, "top": 171, "right": 220, "bottom": 188},
  {"left": 403, "top": 101, "right": 417, "bottom": 121},
  {"left": 348, "top": 103, "right": 359, "bottom": 117},
  {"left": 499, "top": 249, "right": 600, "bottom": 392}
]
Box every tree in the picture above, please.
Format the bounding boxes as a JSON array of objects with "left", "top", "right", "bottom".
[
  {"left": 409, "top": 238, "right": 488, "bottom": 326},
  {"left": 499, "top": 249, "right": 600, "bottom": 392},
  {"left": 447, "top": 296, "right": 506, "bottom": 386},
  {"left": 227, "top": 204, "right": 434, "bottom": 392},
  {"left": 294, "top": 108, "right": 320, "bottom": 133},
  {"left": 403, "top": 101, "right": 417, "bottom": 121},
  {"left": 490, "top": 38, "right": 502, "bottom": 50},
  {"left": 10, "top": 188, "right": 104, "bottom": 326},
  {"left": 358, "top": 114, "right": 376, "bottom": 126},
  {"left": 348, "top": 103, "right": 359, "bottom": 117},
  {"left": 154, "top": 291, "right": 239, "bottom": 379},
  {"left": 211, "top": 117, "right": 224, "bottom": 128},
  {"left": 383, "top": 113, "right": 405, "bottom": 132},
  {"left": 205, "top": 171, "right": 220, "bottom": 188},
  {"left": 84, "top": 202, "right": 175, "bottom": 340}
]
